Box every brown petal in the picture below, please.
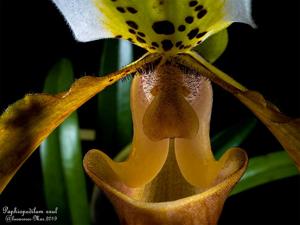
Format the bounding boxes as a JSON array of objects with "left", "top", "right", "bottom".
[
  {"left": 0, "top": 53, "right": 161, "bottom": 192},
  {"left": 235, "top": 91, "right": 300, "bottom": 169},
  {"left": 185, "top": 51, "right": 300, "bottom": 170}
]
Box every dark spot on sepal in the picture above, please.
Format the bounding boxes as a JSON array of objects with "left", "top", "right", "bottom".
[
  {"left": 185, "top": 16, "right": 194, "bottom": 24},
  {"left": 187, "top": 28, "right": 199, "bottom": 40},
  {"left": 161, "top": 40, "right": 173, "bottom": 51},
  {"left": 196, "top": 31, "right": 207, "bottom": 38},
  {"left": 152, "top": 21, "right": 175, "bottom": 35},
  {"left": 178, "top": 25, "right": 186, "bottom": 32},
  {"left": 126, "top": 21, "right": 138, "bottom": 29},
  {"left": 136, "top": 36, "right": 146, "bottom": 43},
  {"left": 127, "top": 7, "right": 138, "bottom": 14},
  {"left": 195, "top": 5, "right": 203, "bottom": 11},
  {"left": 116, "top": 7, "right": 125, "bottom": 13},
  {"left": 129, "top": 29, "right": 136, "bottom": 34},
  {"left": 189, "top": 1, "right": 198, "bottom": 7},
  {"left": 197, "top": 9, "right": 207, "bottom": 19},
  {"left": 138, "top": 32, "right": 146, "bottom": 37},
  {"left": 175, "top": 41, "right": 182, "bottom": 47},
  {"left": 151, "top": 42, "right": 159, "bottom": 47}
]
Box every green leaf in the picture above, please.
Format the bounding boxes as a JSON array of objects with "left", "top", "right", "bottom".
[
  {"left": 194, "top": 29, "right": 228, "bottom": 63},
  {"left": 97, "top": 40, "right": 119, "bottom": 149},
  {"left": 97, "top": 39, "right": 133, "bottom": 149},
  {"left": 116, "top": 40, "right": 133, "bottom": 147},
  {"left": 40, "top": 129, "right": 70, "bottom": 225},
  {"left": 59, "top": 111, "right": 90, "bottom": 225},
  {"left": 213, "top": 118, "right": 257, "bottom": 159},
  {"left": 41, "top": 59, "right": 90, "bottom": 225},
  {"left": 231, "top": 151, "right": 299, "bottom": 195}
]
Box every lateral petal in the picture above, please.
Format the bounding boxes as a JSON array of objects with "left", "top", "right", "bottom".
[
  {"left": 185, "top": 51, "right": 300, "bottom": 170},
  {"left": 0, "top": 53, "right": 159, "bottom": 192}
]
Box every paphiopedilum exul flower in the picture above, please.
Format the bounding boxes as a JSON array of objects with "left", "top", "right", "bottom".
[
  {"left": 84, "top": 62, "right": 248, "bottom": 224},
  {"left": 0, "top": 0, "right": 299, "bottom": 224}
]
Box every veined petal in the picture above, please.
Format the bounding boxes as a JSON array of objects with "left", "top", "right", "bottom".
[
  {"left": 236, "top": 91, "right": 300, "bottom": 169},
  {"left": 184, "top": 51, "right": 300, "bottom": 170},
  {"left": 0, "top": 53, "right": 159, "bottom": 193},
  {"left": 52, "top": 0, "right": 254, "bottom": 53}
]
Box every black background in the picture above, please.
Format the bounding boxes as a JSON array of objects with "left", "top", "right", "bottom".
[{"left": 0, "top": 1, "right": 300, "bottom": 225}]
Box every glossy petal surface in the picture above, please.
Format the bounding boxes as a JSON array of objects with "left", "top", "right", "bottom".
[
  {"left": 0, "top": 53, "right": 159, "bottom": 192},
  {"left": 84, "top": 58, "right": 248, "bottom": 225}
]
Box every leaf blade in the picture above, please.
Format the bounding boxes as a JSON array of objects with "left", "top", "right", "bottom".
[
  {"left": 41, "top": 59, "right": 74, "bottom": 224},
  {"left": 97, "top": 39, "right": 134, "bottom": 150},
  {"left": 231, "top": 151, "right": 299, "bottom": 195},
  {"left": 116, "top": 40, "right": 133, "bottom": 147},
  {"left": 97, "top": 40, "right": 119, "bottom": 149},
  {"left": 56, "top": 59, "right": 90, "bottom": 225},
  {"left": 59, "top": 112, "right": 90, "bottom": 225}
]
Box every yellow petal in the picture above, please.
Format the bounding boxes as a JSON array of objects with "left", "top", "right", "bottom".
[
  {"left": 184, "top": 51, "right": 300, "bottom": 170},
  {"left": 0, "top": 53, "right": 160, "bottom": 193},
  {"left": 236, "top": 91, "right": 300, "bottom": 169}
]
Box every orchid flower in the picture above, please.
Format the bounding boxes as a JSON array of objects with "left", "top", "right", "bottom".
[{"left": 0, "top": 0, "right": 299, "bottom": 224}]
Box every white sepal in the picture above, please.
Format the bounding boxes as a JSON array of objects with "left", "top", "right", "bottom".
[
  {"left": 225, "top": 0, "right": 256, "bottom": 28},
  {"left": 51, "top": 0, "right": 113, "bottom": 42}
]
